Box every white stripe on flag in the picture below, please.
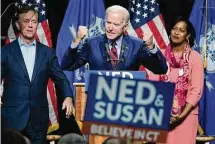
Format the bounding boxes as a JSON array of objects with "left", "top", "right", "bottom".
[
  {"left": 37, "top": 23, "right": 49, "bottom": 46},
  {"left": 153, "top": 15, "right": 170, "bottom": 46},
  {"left": 0, "top": 81, "right": 3, "bottom": 96},
  {"left": 140, "top": 24, "right": 159, "bottom": 48},
  {"left": 47, "top": 88, "right": 58, "bottom": 125},
  {"left": 127, "top": 22, "right": 138, "bottom": 37},
  {"left": 7, "top": 21, "right": 16, "bottom": 42},
  {"left": 141, "top": 23, "right": 152, "bottom": 35}
]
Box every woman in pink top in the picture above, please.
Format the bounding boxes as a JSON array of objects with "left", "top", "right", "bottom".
[{"left": 148, "top": 17, "right": 204, "bottom": 144}]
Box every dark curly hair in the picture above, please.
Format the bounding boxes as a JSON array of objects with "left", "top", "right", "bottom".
[{"left": 170, "top": 16, "right": 196, "bottom": 47}]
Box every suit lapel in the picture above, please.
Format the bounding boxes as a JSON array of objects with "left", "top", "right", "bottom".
[
  {"left": 99, "top": 35, "right": 112, "bottom": 69},
  {"left": 9, "top": 40, "right": 30, "bottom": 82},
  {"left": 31, "top": 42, "right": 45, "bottom": 83}
]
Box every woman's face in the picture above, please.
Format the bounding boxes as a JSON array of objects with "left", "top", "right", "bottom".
[{"left": 170, "top": 21, "right": 189, "bottom": 45}]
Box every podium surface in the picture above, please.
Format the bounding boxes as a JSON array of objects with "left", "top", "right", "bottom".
[{"left": 73, "top": 83, "right": 107, "bottom": 144}]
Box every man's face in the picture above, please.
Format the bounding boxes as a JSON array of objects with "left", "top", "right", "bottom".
[
  {"left": 17, "top": 10, "right": 38, "bottom": 41},
  {"left": 105, "top": 11, "right": 127, "bottom": 40}
]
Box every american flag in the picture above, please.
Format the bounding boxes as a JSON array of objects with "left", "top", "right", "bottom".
[
  {"left": 5, "top": 0, "right": 59, "bottom": 134},
  {"left": 127, "top": 0, "right": 169, "bottom": 49}
]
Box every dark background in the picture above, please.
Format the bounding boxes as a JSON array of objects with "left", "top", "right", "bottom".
[
  {"left": 1, "top": 0, "right": 195, "bottom": 47},
  {"left": 1, "top": 0, "right": 196, "bottom": 136}
]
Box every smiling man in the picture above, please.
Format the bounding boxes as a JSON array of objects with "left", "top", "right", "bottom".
[{"left": 61, "top": 5, "right": 167, "bottom": 74}]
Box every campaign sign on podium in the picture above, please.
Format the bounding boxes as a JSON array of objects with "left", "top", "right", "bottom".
[
  {"left": 84, "top": 70, "right": 146, "bottom": 92},
  {"left": 82, "top": 74, "right": 175, "bottom": 143}
]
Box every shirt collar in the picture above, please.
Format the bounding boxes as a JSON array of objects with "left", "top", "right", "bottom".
[
  {"left": 108, "top": 35, "right": 123, "bottom": 47},
  {"left": 18, "top": 37, "right": 36, "bottom": 47}
]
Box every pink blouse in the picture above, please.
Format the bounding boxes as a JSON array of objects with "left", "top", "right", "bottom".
[{"left": 148, "top": 50, "right": 204, "bottom": 114}]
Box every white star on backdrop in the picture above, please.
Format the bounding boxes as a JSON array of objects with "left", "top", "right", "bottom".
[
  {"left": 41, "top": 10, "right": 46, "bottom": 15},
  {"left": 150, "top": 7, "right": 155, "bottom": 12},
  {"left": 143, "top": 13, "right": 148, "bottom": 18},
  {"left": 34, "top": 6, "right": 39, "bottom": 11},
  {"left": 136, "top": 3, "right": 141, "bottom": 8},
  {"left": 143, "top": 5, "right": 148, "bottom": 10},
  {"left": 150, "top": 0, "right": 155, "bottom": 4},
  {"left": 135, "top": 18, "right": 140, "bottom": 23},
  {"left": 136, "top": 10, "right": 141, "bottom": 15},
  {"left": 22, "top": 0, "right": 27, "bottom": 4},
  {"left": 131, "top": 7, "right": 135, "bottom": 12},
  {"left": 36, "top": 0, "right": 41, "bottom": 4}
]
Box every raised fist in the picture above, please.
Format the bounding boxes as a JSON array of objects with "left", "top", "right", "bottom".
[
  {"left": 77, "top": 26, "right": 88, "bottom": 40},
  {"left": 143, "top": 32, "right": 154, "bottom": 49}
]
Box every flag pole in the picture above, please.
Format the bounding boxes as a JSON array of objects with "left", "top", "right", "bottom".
[
  {"left": 203, "top": 0, "right": 208, "bottom": 68},
  {"left": 197, "top": 0, "right": 208, "bottom": 136}
]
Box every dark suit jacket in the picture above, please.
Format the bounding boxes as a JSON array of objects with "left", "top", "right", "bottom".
[
  {"left": 1, "top": 39, "right": 73, "bottom": 131},
  {"left": 61, "top": 34, "right": 167, "bottom": 74}
]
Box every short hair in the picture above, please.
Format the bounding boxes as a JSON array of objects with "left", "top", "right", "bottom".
[
  {"left": 102, "top": 137, "right": 126, "bottom": 144},
  {"left": 170, "top": 16, "right": 196, "bottom": 47},
  {"left": 15, "top": 4, "right": 38, "bottom": 21},
  {"left": 106, "top": 5, "right": 130, "bottom": 24},
  {"left": 2, "top": 128, "right": 27, "bottom": 144},
  {"left": 58, "top": 133, "right": 88, "bottom": 144}
]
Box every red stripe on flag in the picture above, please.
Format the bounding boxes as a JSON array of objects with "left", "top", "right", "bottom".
[
  {"left": 5, "top": 38, "right": 11, "bottom": 44},
  {"left": 47, "top": 79, "right": 59, "bottom": 122},
  {"left": 41, "top": 20, "right": 52, "bottom": 47},
  {"left": 147, "top": 20, "right": 166, "bottom": 49},
  {"left": 48, "top": 119, "right": 51, "bottom": 126},
  {"left": 139, "top": 65, "right": 149, "bottom": 79},
  {"left": 34, "top": 31, "right": 59, "bottom": 129},
  {"left": 5, "top": 33, "right": 19, "bottom": 44},
  {"left": 134, "top": 27, "right": 144, "bottom": 39}
]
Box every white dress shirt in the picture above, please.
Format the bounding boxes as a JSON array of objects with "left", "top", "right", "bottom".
[{"left": 18, "top": 37, "right": 36, "bottom": 81}]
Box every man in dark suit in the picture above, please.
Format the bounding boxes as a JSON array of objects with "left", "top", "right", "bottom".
[
  {"left": 1, "top": 5, "right": 74, "bottom": 144},
  {"left": 61, "top": 5, "right": 167, "bottom": 74}
]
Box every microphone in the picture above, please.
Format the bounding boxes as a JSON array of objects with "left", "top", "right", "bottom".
[
  {"left": 105, "top": 42, "right": 126, "bottom": 70},
  {"left": 0, "top": 2, "right": 15, "bottom": 18},
  {"left": 105, "top": 42, "right": 125, "bottom": 63},
  {"left": 1, "top": 3, "right": 40, "bottom": 18}
]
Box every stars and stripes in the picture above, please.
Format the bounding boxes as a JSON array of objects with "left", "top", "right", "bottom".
[
  {"left": 5, "top": 0, "right": 59, "bottom": 133},
  {"left": 127, "top": 0, "right": 169, "bottom": 49}
]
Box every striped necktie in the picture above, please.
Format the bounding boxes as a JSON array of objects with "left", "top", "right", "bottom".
[{"left": 109, "top": 42, "right": 118, "bottom": 69}]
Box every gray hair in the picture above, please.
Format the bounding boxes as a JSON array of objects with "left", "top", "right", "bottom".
[{"left": 106, "top": 5, "right": 130, "bottom": 24}]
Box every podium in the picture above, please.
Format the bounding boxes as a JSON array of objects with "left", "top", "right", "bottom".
[{"left": 73, "top": 83, "right": 107, "bottom": 144}]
